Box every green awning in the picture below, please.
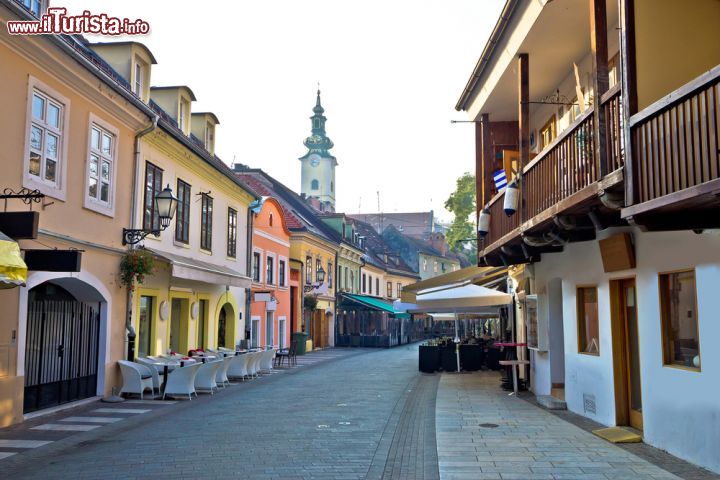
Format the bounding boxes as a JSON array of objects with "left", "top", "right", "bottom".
[{"left": 342, "top": 293, "right": 410, "bottom": 318}]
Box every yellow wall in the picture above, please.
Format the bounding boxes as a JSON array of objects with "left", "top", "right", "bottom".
[{"left": 635, "top": 0, "right": 720, "bottom": 110}]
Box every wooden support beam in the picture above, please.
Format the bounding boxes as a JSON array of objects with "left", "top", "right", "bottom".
[
  {"left": 481, "top": 114, "right": 494, "bottom": 208},
  {"left": 590, "top": 0, "right": 610, "bottom": 177},
  {"left": 620, "top": 0, "right": 638, "bottom": 205},
  {"left": 518, "top": 53, "right": 529, "bottom": 223}
]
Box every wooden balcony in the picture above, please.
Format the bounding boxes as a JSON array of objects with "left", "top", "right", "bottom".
[
  {"left": 623, "top": 66, "right": 720, "bottom": 229},
  {"left": 479, "top": 87, "right": 625, "bottom": 266}
]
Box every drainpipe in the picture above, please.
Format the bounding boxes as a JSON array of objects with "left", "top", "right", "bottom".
[
  {"left": 126, "top": 115, "right": 158, "bottom": 361},
  {"left": 334, "top": 250, "right": 339, "bottom": 347},
  {"left": 245, "top": 206, "right": 256, "bottom": 344}
]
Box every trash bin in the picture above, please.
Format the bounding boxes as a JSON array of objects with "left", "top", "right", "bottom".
[{"left": 292, "top": 332, "right": 309, "bottom": 355}]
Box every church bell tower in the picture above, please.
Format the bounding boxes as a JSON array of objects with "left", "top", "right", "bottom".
[{"left": 299, "top": 89, "right": 337, "bottom": 212}]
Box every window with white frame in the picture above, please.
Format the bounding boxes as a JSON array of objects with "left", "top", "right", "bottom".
[
  {"left": 86, "top": 121, "right": 116, "bottom": 210},
  {"left": 134, "top": 62, "right": 143, "bottom": 97},
  {"left": 266, "top": 254, "right": 275, "bottom": 285},
  {"left": 279, "top": 259, "right": 286, "bottom": 287},
  {"left": 252, "top": 251, "right": 262, "bottom": 283},
  {"left": 28, "top": 88, "right": 64, "bottom": 189}
]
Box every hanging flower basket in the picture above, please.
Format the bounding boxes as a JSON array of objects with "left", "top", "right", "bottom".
[
  {"left": 120, "top": 249, "right": 155, "bottom": 290},
  {"left": 304, "top": 294, "right": 318, "bottom": 310}
]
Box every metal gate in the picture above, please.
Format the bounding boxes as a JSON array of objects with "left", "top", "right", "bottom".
[{"left": 24, "top": 300, "right": 100, "bottom": 413}]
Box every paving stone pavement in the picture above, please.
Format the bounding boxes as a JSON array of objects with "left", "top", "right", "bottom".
[
  {"left": 1, "top": 345, "right": 435, "bottom": 479},
  {"left": 434, "top": 371, "right": 708, "bottom": 480}
]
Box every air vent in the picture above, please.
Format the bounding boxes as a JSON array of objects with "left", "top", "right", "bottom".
[{"left": 583, "top": 393, "right": 597, "bottom": 414}]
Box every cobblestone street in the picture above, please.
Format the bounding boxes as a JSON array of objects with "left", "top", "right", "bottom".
[{"left": 0, "top": 346, "right": 717, "bottom": 480}]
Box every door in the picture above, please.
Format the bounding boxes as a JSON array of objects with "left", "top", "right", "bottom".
[
  {"left": 611, "top": 278, "right": 643, "bottom": 430},
  {"left": 197, "top": 299, "right": 208, "bottom": 349},
  {"left": 251, "top": 318, "right": 259, "bottom": 348},
  {"left": 138, "top": 296, "right": 153, "bottom": 357},
  {"left": 217, "top": 306, "right": 227, "bottom": 348},
  {"left": 278, "top": 317, "right": 286, "bottom": 349},
  {"left": 170, "top": 299, "right": 182, "bottom": 353},
  {"left": 24, "top": 298, "right": 100, "bottom": 413},
  {"left": 265, "top": 312, "right": 274, "bottom": 348}
]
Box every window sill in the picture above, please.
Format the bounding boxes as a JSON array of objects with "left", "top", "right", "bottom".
[
  {"left": 578, "top": 351, "right": 600, "bottom": 357},
  {"left": 173, "top": 240, "right": 191, "bottom": 249},
  {"left": 24, "top": 176, "right": 66, "bottom": 202},
  {"left": 199, "top": 248, "right": 212, "bottom": 256},
  {"left": 83, "top": 199, "right": 114, "bottom": 218},
  {"left": 663, "top": 363, "right": 701, "bottom": 373}
]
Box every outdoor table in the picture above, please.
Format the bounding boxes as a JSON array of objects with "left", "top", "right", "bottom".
[
  {"left": 495, "top": 343, "right": 527, "bottom": 391},
  {"left": 499, "top": 360, "right": 530, "bottom": 396}
]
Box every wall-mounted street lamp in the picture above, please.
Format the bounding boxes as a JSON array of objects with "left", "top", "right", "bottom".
[
  {"left": 304, "top": 265, "right": 325, "bottom": 293},
  {"left": 122, "top": 185, "right": 178, "bottom": 245}
]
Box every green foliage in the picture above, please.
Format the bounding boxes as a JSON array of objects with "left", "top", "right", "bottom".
[
  {"left": 303, "top": 294, "right": 319, "bottom": 310},
  {"left": 445, "top": 172, "right": 477, "bottom": 262},
  {"left": 120, "top": 249, "right": 155, "bottom": 290}
]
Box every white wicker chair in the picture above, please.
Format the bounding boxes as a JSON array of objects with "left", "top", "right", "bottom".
[
  {"left": 251, "top": 351, "right": 264, "bottom": 376},
  {"left": 194, "top": 360, "right": 222, "bottom": 394},
  {"left": 162, "top": 363, "right": 201, "bottom": 400},
  {"left": 215, "top": 356, "right": 233, "bottom": 387},
  {"left": 260, "top": 349, "right": 276, "bottom": 373},
  {"left": 134, "top": 358, "right": 162, "bottom": 393},
  {"left": 227, "top": 354, "right": 249, "bottom": 380},
  {"left": 245, "top": 352, "right": 259, "bottom": 378},
  {"left": 118, "top": 360, "right": 154, "bottom": 399}
]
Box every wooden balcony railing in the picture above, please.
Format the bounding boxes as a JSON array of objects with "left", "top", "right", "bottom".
[
  {"left": 482, "top": 191, "right": 520, "bottom": 248},
  {"left": 603, "top": 85, "right": 624, "bottom": 172},
  {"left": 524, "top": 110, "right": 597, "bottom": 219},
  {"left": 629, "top": 66, "right": 720, "bottom": 205},
  {"left": 480, "top": 86, "right": 625, "bottom": 253}
]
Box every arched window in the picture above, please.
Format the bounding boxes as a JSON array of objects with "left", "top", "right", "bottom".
[{"left": 311, "top": 179, "right": 319, "bottom": 190}]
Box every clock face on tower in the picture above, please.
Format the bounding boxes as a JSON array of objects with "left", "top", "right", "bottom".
[{"left": 308, "top": 153, "right": 321, "bottom": 167}]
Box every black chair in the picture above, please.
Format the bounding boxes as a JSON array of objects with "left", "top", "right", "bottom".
[{"left": 275, "top": 341, "right": 297, "bottom": 367}]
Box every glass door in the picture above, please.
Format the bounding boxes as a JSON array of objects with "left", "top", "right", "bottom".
[
  {"left": 138, "top": 296, "right": 153, "bottom": 357},
  {"left": 251, "top": 318, "right": 259, "bottom": 348},
  {"left": 265, "top": 312, "right": 274, "bottom": 348}
]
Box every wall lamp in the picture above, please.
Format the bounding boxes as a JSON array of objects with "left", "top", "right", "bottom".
[{"left": 122, "top": 185, "right": 178, "bottom": 245}]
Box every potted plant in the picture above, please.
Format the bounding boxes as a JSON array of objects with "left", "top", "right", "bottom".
[{"left": 120, "top": 249, "right": 155, "bottom": 291}]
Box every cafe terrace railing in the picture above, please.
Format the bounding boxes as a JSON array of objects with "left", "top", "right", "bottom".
[{"left": 629, "top": 66, "right": 719, "bottom": 205}]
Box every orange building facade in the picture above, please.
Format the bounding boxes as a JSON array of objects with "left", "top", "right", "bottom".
[{"left": 249, "top": 197, "right": 291, "bottom": 349}]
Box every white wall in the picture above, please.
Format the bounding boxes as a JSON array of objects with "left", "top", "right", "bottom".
[{"left": 533, "top": 227, "right": 720, "bottom": 474}]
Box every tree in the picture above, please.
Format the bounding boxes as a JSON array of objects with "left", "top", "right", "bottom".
[{"left": 445, "top": 172, "right": 477, "bottom": 262}]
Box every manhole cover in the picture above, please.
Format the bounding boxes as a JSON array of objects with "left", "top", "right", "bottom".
[{"left": 480, "top": 423, "right": 499, "bottom": 428}]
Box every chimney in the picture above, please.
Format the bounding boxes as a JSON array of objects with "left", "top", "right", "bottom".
[{"left": 429, "top": 233, "right": 448, "bottom": 256}]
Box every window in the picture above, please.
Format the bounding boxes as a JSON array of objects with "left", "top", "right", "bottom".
[
  {"left": 434, "top": 261, "right": 438, "bottom": 273},
  {"left": 179, "top": 100, "right": 186, "bottom": 132},
  {"left": 660, "top": 270, "right": 700, "bottom": 370},
  {"left": 252, "top": 251, "right": 261, "bottom": 282},
  {"left": 279, "top": 259, "right": 286, "bottom": 287},
  {"left": 362, "top": 273, "right": 367, "bottom": 293},
  {"left": 175, "top": 180, "right": 191, "bottom": 243},
  {"left": 540, "top": 115, "right": 557, "bottom": 150},
  {"left": 376, "top": 278, "right": 380, "bottom": 297},
  {"left": 316, "top": 258, "right": 322, "bottom": 284},
  {"left": 200, "top": 193, "right": 213, "bottom": 251},
  {"left": 305, "top": 256, "right": 313, "bottom": 284},
  {"left": 387, "top": 282, "right": 393, "bottom": 298},
  {"left": 397, "top": 283, "right": 402, "bottom": 298},
  {"left": 28, "top": 88, "right": 64, "bottom": 188},
  {"left": 571, "top": 96, "right": 582, "bottom": 122},
  {"left": 23, "top": 0, "right": 42, "bottom": 17},
  {"left": 311, "top": 179, "right": 319, "bottom": 190},
  {"left": 423, "top": 259, "right": 427, "bottom": 271},
  {"left": 441, "top": 262, "right": 446, "bottom": 272},
  {"left": 608, "top": 52, "right": 620, "bottom": 88},
  {"left": 134, "top": 62, "right": 143, "bottom": 97},
  {"left": 265, "top": 312, "right": 274, "bottom": 348},
  {"left": 143, "top": 162, "right": 163, "bottom": 231},
  {"left": 577, "top": 286, "right": 600, "bottom": 355},
  {"left": 269, "top": 213, "right": 274, "bottom": 227},
  {"left": 266, "top": 255, "right": 275, "bottom": 285},
  {"left": 86, "top": 121, "right": 116, "bottom": 210},
  {"left": 327, "top": 262, "right": 333, "bottom": 288},
  {"left": 344, "top": 266, "right": 349, "bottom": 290},
  {"left": 369, "top": 275, "right": 373, "bottom": 295},
  {"left": 279, "top": 317, "right": 286, "bottom": 349},
  {"left": 227, "top": 207, "right": 237, "bottom": 258}
]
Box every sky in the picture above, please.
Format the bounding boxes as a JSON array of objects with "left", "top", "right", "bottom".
[{"left": 64, "top": 0, "right": 504, "bottom": 222}]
